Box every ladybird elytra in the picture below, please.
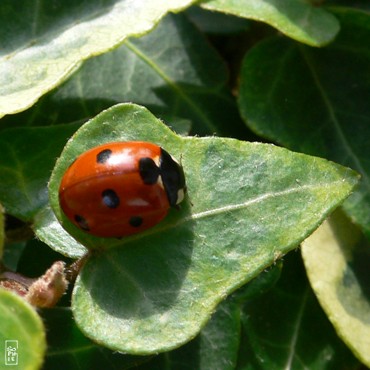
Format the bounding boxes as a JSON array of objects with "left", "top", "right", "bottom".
[{"left": 59, "top": 141, "right": 186, "bottom": 238}]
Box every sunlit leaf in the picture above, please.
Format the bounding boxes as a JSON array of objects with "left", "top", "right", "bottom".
[
  {"left": 238, "top": 8, "right": 370, "bottom": 237},
  {"left": 46, "top": 103, "right": 358, "bottom": 353},
  {"left": 302, "top": 211, "right": 370, "bottom": 367},
  {"left": 2, "top": 13, "right": 246, "bottom": 138},
  {"left": 0, "top": 0, "right": 196, "bottom": 118},
  {"left": 0, "top": 290, "right": 46, "bottom": 370},
  {"left": 200, "top": 0, "right": 339, "bottom": 46}
]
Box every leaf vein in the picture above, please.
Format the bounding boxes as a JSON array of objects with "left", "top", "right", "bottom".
[
  {"left": 124, "top": 40, "right": 219, "bottom": 133},
  {"left": 191, "top": 183, "right": 335, "bottom": 220},
  {"left": 284, "top": 288, "right": 309, "bottom": 370},
  {"left": 112, "top": 180, "right": 347, "bottom": 248},
  {"left": 300, "top": 47, "right": 370, "bottom": 191}
]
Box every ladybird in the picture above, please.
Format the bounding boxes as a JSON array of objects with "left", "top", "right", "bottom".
[{"left": 59, "top": 141, "right": 186, "bottom": 238}]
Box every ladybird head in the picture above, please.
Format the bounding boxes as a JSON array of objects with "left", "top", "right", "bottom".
[{"left": 159, "top": 148, "right": 186, "bottom": 207}]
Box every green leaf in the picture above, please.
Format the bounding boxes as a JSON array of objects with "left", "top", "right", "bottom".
[
  {"left": 238, "top": 8, "right": 370, "bottom": 237},
  {"left": 200, "top": 0, "right": 339, "bottom": 46},
  {"left": 0, "top": 124, "right": 79, "bottom": 221},
  {"left": 3, "top": 13, "right": 246, "bottom": 138},
  {"left": 2, "top": 242, "right": 26, "bottom": 271},
  {"left": 326, "top": 1, "right": 370, "bottom": 11},
  {"left": 42, "top": 308, "right": 148, "bottom": 370},
  {"left": 134, "top": 259, "right": 357, "bottom": 370},
  {"left": 135, "top": 266, "right": 282, "bottom": 370},
  {"left": 302, "top": 211, "right": 370, "bottom": 367},
  {"left": 185, "top": 5, "right": 250, "bottom": 35},
  {"left": 232, "top": 261, "right": 282, "bottom": 302},
  {"left": 238, "top": 252, "right": 359, "bottom": 370},
  {"left": 0, "top": 289, "right": 46, "bottom": 370},
  {"left": 137, "top": 298, "right": 241, "bottom": 370},
  {"left": 194, "top": 300, "right": 241, "bottom": 370},
  {"left": 16, "top": 239, "right": 70, "bottom": 278},
  {"left": 47, "top": 103, "right": 358, "bottom": 353},
  {"left": 0, "top": 0, "right": 197, "bottom": 119},
  {"left": 0, "top": 123, "right": 86, "bottom": 258},
  {"left": 178, "top": 299, "right": 241, "bottom": 370},
  {"left": 0, "top": 204, "right": 4, "bottom": 260},
  {"left": 34, "top": 206, "right": 87, "bottom": 259}
]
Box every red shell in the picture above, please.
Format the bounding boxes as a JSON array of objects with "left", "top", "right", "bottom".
[{"left": 59, "top": 142, "right": 173, "bottom": 237}]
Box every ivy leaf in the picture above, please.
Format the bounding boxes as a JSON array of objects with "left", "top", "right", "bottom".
[
  {"left": 2, "top": 13, "right": 246, "bottom": 138},
  {"left": 185, "top": 5, "right": 250, "bottom": 35},
  {"left": 200, "top": 0, "right": 339, "bottom": 46},
  {"left": 47, "top": 103, "right": 358, "bottom": 353},
  {"left": 137, "top": 298, "right": 241, "bottom": 370},
  {"left": 239, "top": 252, "right": 359, "bottom": 369},
  {"left": 34, "top": 206, "right": 87, "bottom": 259},
  {"left": 0, "top": 290, "right": 46, "bottom": 370},
  {"left": 0, "top": 124, "right": 79, "bottom": 221},
  {"left": 143, "top": 266, "right": 280, "bottom": 370},
  {"left": 124, "top": 259, "right": 357, "bottom": 370},
  {"left": 0, "top": 0, "right": 196, "bottom": 118},
  {"left": 0, "top": 123, "right": 86, "bottom": 258},
  {"left": 42, "top": 308, "right": 148, "bottom": 370},
  {"left": 0, "top": 205, "right": 4, "bottom": 260},
  {"left": 302, "top": 211, "right": 370, "bottom": 367},
  {"left": 238, "top": 8, "right": 370, "bottom": 237}
]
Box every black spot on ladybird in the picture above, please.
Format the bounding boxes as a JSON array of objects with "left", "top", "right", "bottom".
[
  {"left": 139, "top": 157, "right": 160, "bottom": 185},
  {"left": 129, "top": 216, "right": 143, "bottom": 228},
  {"left": 102, "top": 189, "right": 120, "bottom": 208},
  {"left": 75, "top": 215, "right": 90, "bottom": 231},
  {"left": 97, "top": 149, "right": 112, "bottom": 164}
]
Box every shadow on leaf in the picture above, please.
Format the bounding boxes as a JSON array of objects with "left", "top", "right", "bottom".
[{"left": 78, "top": 200, "right": 195, "bottom": 319}]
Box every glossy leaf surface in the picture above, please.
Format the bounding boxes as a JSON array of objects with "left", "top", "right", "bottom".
[
  {"left": 200, "top": 0, "right": 339, "bottom": 46},
  {"left": 47, "top": 103, "right": 358, "bottom": 353},
  {"left": 302, "top": 211, "right": 370, "bottom": 367},
  {"left": 2, "top": 13, "right": 246, "bottom": 138},
  {"left": 238, "top": 8, "right": 370, "bottom": 237},
  {"left": 0, "top": 0, "right": 196, "bottom": 118},
  {"left": 0, "top": 290, "right": 46, "bottom": 370}
]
